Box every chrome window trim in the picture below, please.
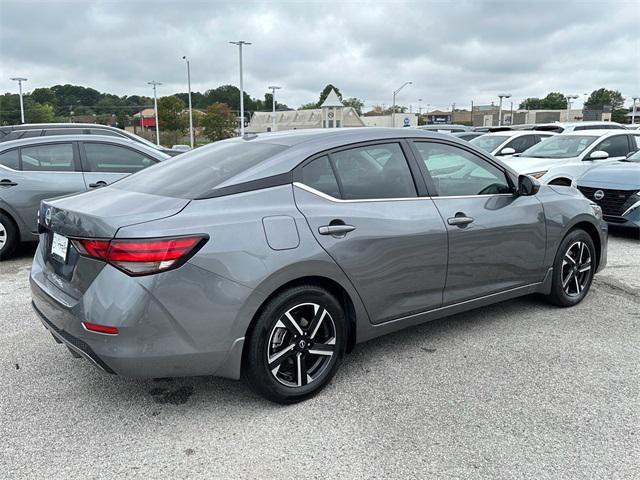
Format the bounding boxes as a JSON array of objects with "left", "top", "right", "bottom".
[
  {"left": 294, "top": 182, "right": 514, "bottom": 202},
  {"left": 622, "top": 200, "right": 640, "bottom": 217},
  {"left": 0, "top": 164, "right": 18, "bottom": 172}
]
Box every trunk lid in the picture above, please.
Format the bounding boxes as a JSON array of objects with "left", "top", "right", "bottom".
[{"left": 36, "top": 187, "right": 190, "bottom": 297}]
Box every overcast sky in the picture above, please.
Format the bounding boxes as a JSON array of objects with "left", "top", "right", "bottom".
[{"left": 1, "top": 0, "right": 638, "bottom": 111}]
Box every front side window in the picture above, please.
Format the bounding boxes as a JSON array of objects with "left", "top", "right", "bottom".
[
  {"left": 0, "top": 149, "right": 19, "bottom": 170},
  {"left": 20, "top": 143, "right": 75, "bottom": 171},
  {"left": 330, "top": 143, "right": 417, "bottom": 199},
  {"left": 591, "top": 135, "right": 631, "bottom": 158},
  {"left": 83, "top": 143, "right": 154, "bottom": 173},
  {"left": 504, "top": 135, "right": 538, "bottom": 154},
  {"left": 414, "top": 142, "right": 511, "bottom": 196}
]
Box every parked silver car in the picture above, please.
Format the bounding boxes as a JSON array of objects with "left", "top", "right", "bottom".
[
  {"left": 0, "top": 135, "right": 169, "bottom": 258},
  {"left": 30, "top": 128, "right": 607, "bottom": 403}
]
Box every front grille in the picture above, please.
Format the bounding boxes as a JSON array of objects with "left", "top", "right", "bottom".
[
  {"left": 577, "top": 186, "right": 636, "bottom": 216},
  {"left": 32, "top": 302, "right": 115, "bottom": 374}
]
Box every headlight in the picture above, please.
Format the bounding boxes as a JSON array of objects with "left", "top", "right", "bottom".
[
  {"left": 590, "top": 203, "right": 603, "bottom": 220},
  {"left": 527, "top": 171, "right": 548, "bottom": 179}
]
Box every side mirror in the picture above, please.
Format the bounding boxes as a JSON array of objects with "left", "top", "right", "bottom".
[
  {"left": 499, "top": 147, "right": 516, "bottom": 156},
  {"left": 517, "top": 174, "right": 540, "bottom": 196},
  {"left": 588, "top": 150, "right": 609, "bottom": 160}
]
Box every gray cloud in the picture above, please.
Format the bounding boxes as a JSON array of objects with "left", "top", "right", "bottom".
[{"left": 1, "top": 0, "right": 638, "bottom": 110}]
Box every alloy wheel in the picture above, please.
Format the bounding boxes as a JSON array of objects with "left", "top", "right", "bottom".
[
  {"left": 267, "top": 302, "right": 337, "bottom": 388},
  {"left": 561, "top": 241, "right": 592, "bottom": 297},
  {"left": 0, "top": 221, "right": 6, "bottom": 251}
]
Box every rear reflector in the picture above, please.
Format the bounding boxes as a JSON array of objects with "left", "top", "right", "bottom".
[
  {"left": 72, "top": 235, "right": 207, "bottom": 276},
  {"left": 82, "top": 322, "right": 119, "bottom": 335}
]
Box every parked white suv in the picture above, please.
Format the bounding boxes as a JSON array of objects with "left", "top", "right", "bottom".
[
  {"left": 501, "top": 130, "right": 640, "bottom": 185},
  {"left": 470, "top": 130, "right": 556, "bottom": 157}
]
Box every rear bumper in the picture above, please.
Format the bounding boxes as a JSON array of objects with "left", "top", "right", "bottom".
[{"left": 29, "top": 242, "right": 255, "bottom": 379}]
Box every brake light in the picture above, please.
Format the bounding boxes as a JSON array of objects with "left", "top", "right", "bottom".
[{"left": 71, "top": 235, "right": 207, "bottom": 276}]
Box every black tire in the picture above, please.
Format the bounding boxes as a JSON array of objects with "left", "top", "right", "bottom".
[
  {"left": 547, "top": 229, "right": 596, "bottom": 307},
  {"left": 245, "top": 285, "right": 347, "bottom": 404},
  {"left": 0, "top": 212, "right": 19, "bottom": 260}
]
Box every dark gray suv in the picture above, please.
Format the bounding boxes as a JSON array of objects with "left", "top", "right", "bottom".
[{"left": 30, "top": 128, "right": 607, "bottom": 403}]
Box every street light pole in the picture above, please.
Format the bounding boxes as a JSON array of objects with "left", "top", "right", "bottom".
[
  {"left": 267, "top": 86, "right": 281, "bottom": 132},
  {"left": 632, "top": 97, "right": 639, "bottom": 125},
  {"left": 182, "top": 56, "right": 194, "bottom": 148},
  {"left": 418, "top": 98, "right": 422, "bottom": 115},
  {"left": 497, "top": 93, "right": 511, "bottom": 126},
  {"left": 230, "top": 40, "right": 252, "bottom": 136},
  {"left": 392, "top": 81, "right": 412, "bottom": 127},
  {"left": 148, "top": 80, "right": 162, "bottom": 146},
  {"left": 10, "top": 77, "right": 27, "bottom": 123}
]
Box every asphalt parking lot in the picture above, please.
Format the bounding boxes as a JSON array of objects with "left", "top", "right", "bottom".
[{"left": 1, "top": 229, "right": 638, "bottom": 479}]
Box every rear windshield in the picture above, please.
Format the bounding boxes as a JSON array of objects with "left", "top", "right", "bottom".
[{"left": 111, "top": 140, "right": 288, "bottom": 199}]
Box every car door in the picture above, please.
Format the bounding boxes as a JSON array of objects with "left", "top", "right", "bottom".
[
  {"left": 0, "top": 142, "right": 86, "bottom": 233},
  {"left": 79, "top": 141, "right": 159, "bottom": 189},
  {"left": 293, "top": 141, "right": 448, "bottom": 324},
  {"left": 411, "top": 140, "right": 546, "bottom": 305}
]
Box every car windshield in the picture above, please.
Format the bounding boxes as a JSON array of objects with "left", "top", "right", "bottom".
[
  {"left": 520, "top": 135, "right": 597, "bottom": 159},
  {"left": 111, "top": 141, "right": 288, "bottom": 199},
  {"left": 469, "top": 135, "right": 509, "bottom": 152}
]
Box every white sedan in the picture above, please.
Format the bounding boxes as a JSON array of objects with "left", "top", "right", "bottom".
[
  {"left": 470, "top": 130, "right": 556, "bottom": 157},
  {"left": 501, "top": 129, "right": 640, "bottom": 185}
]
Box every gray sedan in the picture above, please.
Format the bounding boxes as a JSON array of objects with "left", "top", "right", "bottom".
[
  {"left": 0, "top": 135, "right": 169, "bottom": 258},
  {"left": 30, "top": 128, "right": 607, "bottom": 403}
]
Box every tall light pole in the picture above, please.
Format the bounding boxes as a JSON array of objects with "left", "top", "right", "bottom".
[
  {"left": 148, "top": 80, "right": 162, "bottom": 146},
  {"left": 418, "top": 98, "right": 423, "bottom": 115},
  {"left": 10, "top": 77, "right": 27, "bottom": 123},
  {"left": 392, "top": 81, "right": 412, "bottom": 127},
  {"left": 267, "top": 86, "right": 281, "bottom": 132},
  {"left": 632, "top": 97, "right": 639, "bottom": 125},
  {"left": 497, "top": 93, "right": 511, "bottom": 126},
  {"left": 229, "top": 40, "right": 252, "bottom": 136},
  {"left": 182, "top": 56, "right": 194, "bottom": 148},
  {"left": 565, "top": 94, "right": 579, "bottom": 121}
]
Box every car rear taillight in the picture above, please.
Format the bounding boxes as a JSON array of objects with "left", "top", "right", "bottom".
[{"left": 71, "top": 235, "right": 207, "bottom": 276}]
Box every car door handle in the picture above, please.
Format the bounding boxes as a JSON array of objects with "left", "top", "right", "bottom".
[
  {"left": 447, "top": 215, "right": 474, "bottom": 227},
  {"left": 318, "top": 224, "right": 356, "bottom": 236},
  {"left": 0, "top": 179, "right": 17, "bottom": 187},
  {"left": 88, "top": 181, "right": 108, "bottom": 188}
]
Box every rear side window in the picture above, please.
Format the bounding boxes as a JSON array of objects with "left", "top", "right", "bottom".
[
  {"left": 20, "top": 143, "right": 75, "bottom": 171},
  {"left": 504, "top": 134, "right": 538, "bottom": 154},
  {"left": 89, "top": 128, "right": 124, "bottom": 137},
  {"left": 329, "top": 143, "right": 416, "bottom": 199},
  {"left": 302, "top": 156, "right": 340, "bottom": 198},
  {"left": 83, "top": 143, "right": 155, "bottom": 173},
  {"left": 111, "top": 141, "right": 288, "bottom": 199},
  {"left": 0, "top": 149, "right": 19, "bottom": 170}
]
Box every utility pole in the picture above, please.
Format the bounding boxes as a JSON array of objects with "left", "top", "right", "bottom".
[
  {"left": 182, "top": 56, "right": 194, "bottom": 148},
  {"left": 565, "top": 94, "right": 579, "bottom": 121},
  {"left": 418, "top": 98, "right": 422, "bottom": 115},
  {"left": 229, "top": 40, "right": 252, "bottom": 136},
  {"left": 632, "top": 97, "right": 639, "bottom": 125},
  {"left": 268, "top": 86, "right": 281, "bottom": 132},
  {"left": 148, "top": 80, "right": 162, "bottom": 146},
  {"left": 392, "top": 81, "right": 412, "bottom": 127},
  {"left": 509, "top": 101, "right": 513, "bottom": 125},
  {"left": 10, "top": 77, "right": 27, "bottom": 123},
  {"left": 471, "top": 100, "right": 474, "bottom": 127},
  {"left": 451, "top": 103, "right": 456, "bottom": 124}
]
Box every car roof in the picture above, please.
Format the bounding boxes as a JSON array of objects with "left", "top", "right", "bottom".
[
  {"left": 559, "top": 121, "right": 624, "bottom": 127},
  {"left": 559, "top": 129, "right": 635, "bottom": 137},
  {"left": 0, "top": 134, "right": 169, "bottom": 158},
  {"left": 479, "top": 130, "right": 556, "bottom": 137},
  {"left": 0, "top": 123, "right": 121, "bottom": 131},
  {"left": 208, "top": 127, "right": 520, "bottom": 188}
]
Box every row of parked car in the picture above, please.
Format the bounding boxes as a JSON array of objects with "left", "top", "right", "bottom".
[{"left": 425, "top": 122, "right": 640, "bottom": 231}]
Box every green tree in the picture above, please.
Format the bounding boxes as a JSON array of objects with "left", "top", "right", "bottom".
[
  {"left": 201, "top": 103, "right": 237, "bottom": 141},
  {"left": 27, "top": 102, "right": 55, "bottom": 123},
  {"left": 342, "top": 97, "right": 364, "bottom": 115},
  {"left": 519, "top": 92, "right": 567, "bottom": 110},
  {"left": 585, "top": 88, "right": 626, "bottom": 122},
  {"left": 158, "top": 95, "right": 187, "bottom": 133},
  {"left": 299, "top": 102, "right": 318, "bottom": 110},
  {"left": 30, "top": 88, "right": 57, "bottom": 106}
]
